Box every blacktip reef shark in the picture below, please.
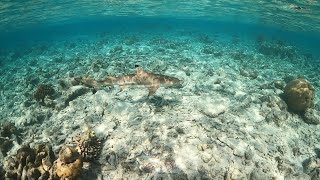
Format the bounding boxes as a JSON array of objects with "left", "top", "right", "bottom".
[{"left": 75, "top": 67, "right": 183, "bottom": 96}]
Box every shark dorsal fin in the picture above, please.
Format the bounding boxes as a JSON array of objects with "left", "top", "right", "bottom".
[{"left": 136, "top": 67, "right": 145, "bottom": 76}]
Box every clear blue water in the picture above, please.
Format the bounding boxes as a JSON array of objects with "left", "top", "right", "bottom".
[
  {"left": 0, "top": 1, "right": 320, "bottom": 57},
  {"left": 1, "top": 1, "right": 320, "bottom": 179}
]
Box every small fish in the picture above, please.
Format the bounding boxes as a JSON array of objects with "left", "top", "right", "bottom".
[{"left": 75, "top": 67, "right": 183, "bottom": 96}]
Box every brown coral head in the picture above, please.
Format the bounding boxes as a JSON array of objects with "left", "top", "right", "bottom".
[
  {"left": 33, "top": 84, "right": 55, "bottom": 102},
  {"left": 56, "top": 145, "right": 83, "bottom": 179},
  {"left": 0, "top": 122, "right": 17, "bottom": 138},
  {"left": 284, "top": 78, "right": 315, "bottom": 112},
  {"left": 16, "top": 145, "right": 36, "bottom": 164},
  {"left": 58, "top": 145, "right": 81, "bottom": 164}
]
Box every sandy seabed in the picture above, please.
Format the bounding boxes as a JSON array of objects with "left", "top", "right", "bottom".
[{"left": 0, "top": 30, "right": 320, "bottom": 179}]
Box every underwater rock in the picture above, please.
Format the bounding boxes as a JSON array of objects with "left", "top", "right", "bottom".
[
  {"left": 302, "top": 109, "right": 320, "bottom": 125},
  {"left": 0, "top": 122, "right": 20, "bottom": 156},
  {"left": 55, "top": 146, "right": 83, "bottom": 179},
  {"left": 261, "top": 95, "right": 287, "bottom": 110},
  {"left": 33, "top": 84, "right": 55, "bottom": 104},
  {"left": 4, "top": 144, "right": 56, "bottom": 180},
  {"left": 146, "top": 169, "right": 188, "bottom": 180},
  {"left": 302, "top": 155, "right": 320, "bottom": 179},
  {"left": 273, "top": 80, "right": 286, "bottom": 90},
  {"left": 197, "top": 97, "right": 229, "bottom": 118},
  {"left": 0, "top": 165, "right": 4, "bottom": 180},
  {"left": 72, "top": 128, "right": 103, "bottom": 161},
  {"left": 283, "top": 78, "right": 315, "bottom": 112},
  {"left": 105, "top": 151, "right": 119, "bottom": 170},
  {"left": 249, "top": 168, "right": 272, "bottom": 180},
  {"left": 0, "top": 138, "right": 13, "bottom": 156},
  {"left": 0, "top": 122, "right": 17, "bottom": 138},
  {"left": 266, "top": 110, "right": 290, "bottom": 126},
  {"left": 284, "top": 173, "right": 311, "bottom": 180},
  {"left": 239, "top": 68, "right": 258, "bottom": 79}
]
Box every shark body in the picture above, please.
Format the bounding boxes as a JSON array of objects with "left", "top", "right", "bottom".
[{"left": 75, "top": 67, "right": 183, "bottom": 96}]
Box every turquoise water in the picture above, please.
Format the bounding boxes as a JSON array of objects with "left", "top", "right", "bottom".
[
  {"left": 1, "top": 1, "right": 320, "bottom": 56},
  {"left": 1, "top": 1, "right": 320, "bottom": 179}
]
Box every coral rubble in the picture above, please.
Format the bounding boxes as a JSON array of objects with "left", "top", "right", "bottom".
[
  {"left": 283, "top": 78, "right": 315, "bottom": 112},
  {"left": 303, "top": 153, "right": 320, "bottom": 179}
]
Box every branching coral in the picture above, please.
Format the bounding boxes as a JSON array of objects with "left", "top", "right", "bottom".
[
  {"left": 33, "top": 84, "right": 55, "bottom": 103},
  {"left": 72, "top": 128, "right": 103, "bottom": 161}
]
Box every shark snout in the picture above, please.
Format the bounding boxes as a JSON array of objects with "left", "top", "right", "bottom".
[{"left": 169, "top": 79, "right": 184, "bottom": 88}]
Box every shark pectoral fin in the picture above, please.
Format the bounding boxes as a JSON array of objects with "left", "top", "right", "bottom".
[{"left": 148, "top": 84, "right": 160, "bottom": 96}]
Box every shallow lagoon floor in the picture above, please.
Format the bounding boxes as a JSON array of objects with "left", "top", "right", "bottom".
[{"left": 0, "top": 29, "right": 320, "bottom": 179}]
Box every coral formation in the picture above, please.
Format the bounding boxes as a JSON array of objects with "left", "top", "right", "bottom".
[
  {"left": 55, "top": 146, "right": 83, "bottom": 179},
  {"left": 0, "top": 122, "right": 17, "bottom": 138},
  {"left": 72, "top": 128, "right": 102, "bottom": 161},
  {"left": 302, "top": 153, "right": 320, "bottom": 179},
  {"left": 283, "top": 78, "right": 315, "bottom": 112},
  {"left": 0, "top": 138, "right": 13, "bottom": 156},
  {"left": 0, "top": 165, "right": 4, "bottom": 180},
  {"left": 303, "top": 109, "right": 320, "bottom": 125},
  {"left": 4, "top": 144, "right": 56, "bottom": 180},
  {"left": 34, "top": 84, "right": 55, "bottom": 103},
  {"left": 273, "top": 80, "right": 286, "bottom": 90},
  {"left": 0, "top": 122, "right": 20, "bottom": 156}
]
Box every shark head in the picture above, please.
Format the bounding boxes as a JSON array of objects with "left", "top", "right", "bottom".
[{"left": 162, "top": 76, "right": 184, "bottom": 88}]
